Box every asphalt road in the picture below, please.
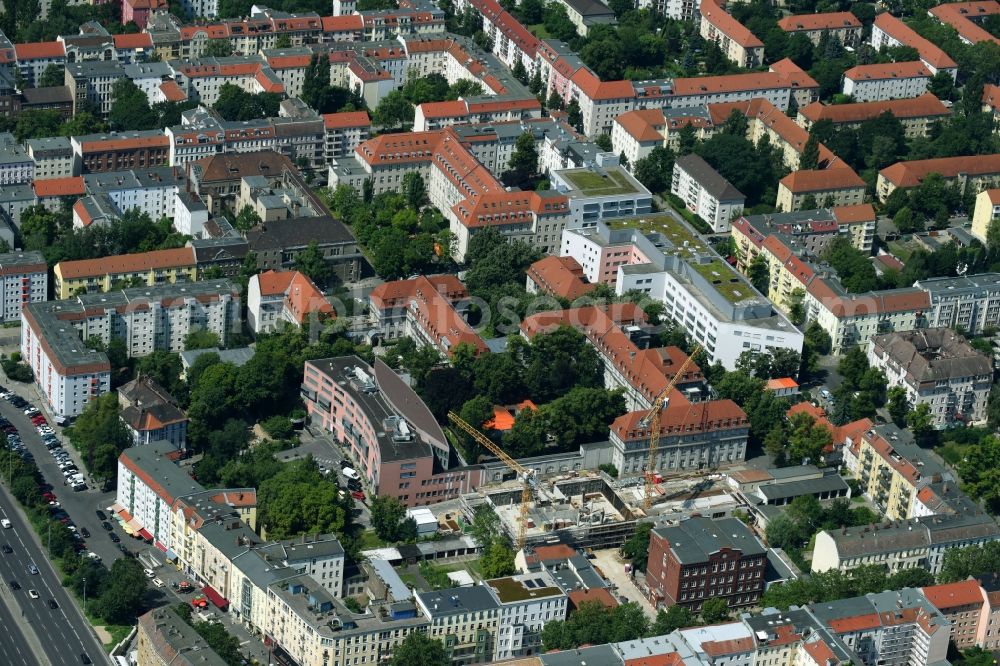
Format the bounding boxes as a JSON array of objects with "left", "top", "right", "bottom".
[
  {"left": 0, "top": 491, "right": 107, "bottom": 666},
  {"left": 0, "top": 577, "right": 39, "bottom": 666}
]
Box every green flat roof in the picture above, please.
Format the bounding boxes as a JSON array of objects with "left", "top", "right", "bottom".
[
  {"left": 607, "top": 215, "right": 707, "bottom": 255},
  {"left": 690, "top": 258, "right": 754, "bottom": 304},
  {"left": 561, "top": 169, "right": 640, "bottom": 196},
  {"left": 488, "top": 577, "right": 563, "bottom": 603}
]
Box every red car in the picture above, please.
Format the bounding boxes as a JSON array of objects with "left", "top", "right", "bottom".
[
  {"left": 31, "top": 415, "right": 45, "bottom": 423},
  {"left": 41, "top": 492, "right": 56, "bottom": 501},
  {"left": 351, "top": 491, "right": 365, "bottom": 501}
]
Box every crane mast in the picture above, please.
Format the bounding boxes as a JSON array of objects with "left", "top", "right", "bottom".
[
  {"left": 448, "top": 411, "right": 536, "bottom": 551},
  {"left": 643, "top": 345, "right": 701, "bottom": 508}
]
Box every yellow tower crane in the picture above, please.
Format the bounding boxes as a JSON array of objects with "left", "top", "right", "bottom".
[
  {"left": 641, "top": 345, "right": 701, "bottom": 509},
  {"left": 448, "top": 411, "right": 537, "bottom": 551}
]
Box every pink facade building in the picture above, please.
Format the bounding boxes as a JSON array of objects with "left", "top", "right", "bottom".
[
  {"left": 122, "top": 0, "right": 167, "bottom": 30},
  {"left": 301, "top": 357, "right": 483, "bottom": 507}
]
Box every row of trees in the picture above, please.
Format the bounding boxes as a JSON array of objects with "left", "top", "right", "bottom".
[
  {"left": 761, "top": 564, "right": 935, "bottom": 610},
  {"left": 20, "top": 205, "right": 189, "bottom": 266},
  {"left": 765, "top": 495, "right": 879, "bottom": 560},
  {"left": 108, "top": 79, "right": 200, "bottom": 132}
]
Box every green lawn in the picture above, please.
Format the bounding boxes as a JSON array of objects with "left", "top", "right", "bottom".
[
  {"left": 526, "top": 23, "right": 552, "bottom": 39},
  {"left": 938, "top": 441, "right": 971, "bottom": 466},
  {"left": 355, "top": 530, "right": 386, "bottom": 550},
  {"left": 608, "top": 214, "right": 707, "bottom": 254},
  {"left": 561, "top": 169, "right": 639, "bottom": 196},
  {"left": 886, "top": 239, "right": 919, "bottom": 263},
  {"left": 689, "top": 258, "right": 756, "bottom": 304}
]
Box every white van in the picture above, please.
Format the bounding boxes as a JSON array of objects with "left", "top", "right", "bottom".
[{"left": 342, "top": 467, "right": 360, "bottom": 481}]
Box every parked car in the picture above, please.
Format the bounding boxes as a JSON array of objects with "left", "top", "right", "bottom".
[
  {"left": 108, "top": 533, "right": 120, "bottom": 543},
  {"left": 95, "top": 510, "right": 106, "bottom": 521},
  {"left": 101, "top": 521, "right": 113, "bottom": 531}
]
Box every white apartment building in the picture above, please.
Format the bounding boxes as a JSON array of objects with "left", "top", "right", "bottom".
[
  {"left": 14, "top": 41, "right": 67, "bottom": 87},
  {"left": 0, "top": 252, "right": 48, "bottom": 323},
  {"left": 21, "top": 281, "right": 240, "bottom": 418},
  {"left": 65, "top": 60, "right": 128, "bottom": 115},
  {"left": 322, "top": 111, "right": 371, "bottom": 161},
  {"left": 641, "top": 0, "right": 702, "bottom": 21},
  {"left": 116, "top": 440, "right": 188, "bottom": 551},
  {"left": 842, "top": 62, "right": 931, "bottom": 102},
  {"left": 671, "top": 154, "right": 745, "bottom": 233},
  {"left": 26, "top": 137, "right": 74, "bottom": 179},
  {"left": 82, "top": 168, "right": 183, "bottom": 222},
  {"left": 246, "top": 270, "right": 332, "bottom": 334},
  {"left": 560, "top": 220, "right": 803, "bottom": 370},
  {"left": 916, "top": 273, "right": 1000, "bottom": 335},
  {"left": 868, "top": 328, "right": 992, "bottom": 428},
  {"left": 489, "top": 573, "right": 569, "bottom": 660},
  {"left": 551, "top": 165, "right": 654, "bottom": 225},
  {"left": 0, "top": 133, "right": 34, "bottom": 185}
]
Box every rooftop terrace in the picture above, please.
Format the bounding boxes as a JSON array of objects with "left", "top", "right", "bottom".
[
  {"left": 607, "top": 215, "right": 707, "bottom": 256},
  {"left": 560, "top": 167, "right": 641, "bottom": 196},
  {"left": 689, "top": 257, "right": 756, "bottom": 305}
]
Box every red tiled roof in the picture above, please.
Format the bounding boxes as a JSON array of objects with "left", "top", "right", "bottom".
[
  {"left": 832, "top": 203, "right": 877, "bottom": 224},
  {"left": 873, "top": 13, "right": 958, "bottom": 70},
  {"left": 780, "top": 167, "right": 865, "bottom": 192},
  {"left": 672, "top": 60, "right": 818, "bottom": 96},
  {"left": 419, "top": 100, "right": 469, "bottom": 119},
  {"left": 612, "top": 399, "right": 747, "bottom": 441},
  {"left": 615, "top": 109, "right": 667, "bottom": 143},
  {"left": 34, "top": 176, "right": 85, "bottom": 197},
  {"left": 708, "top": 98, "right": 838, "bottom": 166},
  {"left": 322, "top": 111, "right": 371, "bottom": 129},
  {"left": 778, "top": 11, "right": 861, "bottom": 32},
  {"left": 921, "top": 580, "right": 985, "bottom": 610},
  {"left": 525, "top": 256, "right": 595, "bottom": 301},
  {"left": 159, "top": 80, "right": 187, "bottom": 102},
  {"left": 879, "top": 153, "right": 1000, "bottom": 188},
  {"left": 14, "top": 41, "right": 65, "bottom": 59},
  {"left": 844, "top": 61, "right": 931, "bottom": 81},
  {"left": 929, "top": 1, "right": 1000, "bottom": 46},
  {"left": 266, "top": 53, "right": 312, "bottom": 69},
  {"left": 80, "top": 135, "right": 169, "bottom": 152},
  {"left": 568, "top": 588, "right": 619, "bottom": 611},
  {"left": 799, "top": 93, "right": 950, "bottom": 124},
  {"left": 571, "top": 68, "right": 635, "bottom": 101},
  {"left": 113, "top": 33, "right": 154, "bottom": 49},
  {"left": 625, "top": 653, "right": 684, "bottom": 666},
  {"left": 765, "top": 377, "right": 798, "bottom": 390},
  {"left": 321, "top": 15, "right": 364, "bottom": 32},
  {"left": 701, "top": 637, "right": 755, "bottom": 656},
  {"left": 56, "top": 247, "right": 195, "bottom": 279},
  {"left": 983, "top": 83, "right": 1000, "bottom": 112},
  {"left": 701, "top": 0, "right": 764, "bottom": 48},
  {"left": 370, "top": 275, "right": 485, "bottom": 355}
]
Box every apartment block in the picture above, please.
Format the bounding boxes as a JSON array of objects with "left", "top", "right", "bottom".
[
  {"left": 776, "top": 167, "right": 866, "bottom": 212},
  {"left": 331, "top": 128, "right": 572, "bottom": 261},
  {"left": 871, "top": 12, "right": 958, "bottom": 77},
  {"left": 14, "top": 41, "right": 66, "bottom": 87},
  {"left": 487, "top": 572, "right": 569, "bottom": 660},
  {"left": 322, "top": 111, "right": 371, "bottom": 161},
  {"left": 731, "top": 206, "right": 878, "bottom": 264},
  {"left": 416, "top": 585, "right": 500, "bottom": 662},
  {"left": 609, "top": 398, "right": 749, "bottom": 475},
  {"left": 796, "top": 94, "right": 951, "bottom": 139},
  {"left": 301, "top": 356, "right": 485, "bottom": 507},
  {"left": 0, "top": 132, "right": 34, "bottom": 185},
  {"left": 560, "top": 220, "right": 803, "bottom": 371},
  {"left": 646, "top": 516, "right": 767, "bottom": 611},
  {"left": 921, "top": 580, "right": 987, "bottom": 650},
  {"left": 842, "top": 62, "right": 932, "bottom": 102},
  {"left": 671, "top": 154, "right": 745, "bottom": 233},
  {"left": 118, "top": 375, "right": 188, "bottom": 449},
  {"left": 520, "top": 304, "right": 706, "bottom": 412},
  {"left": 70, "top": 131, "right": 170, "bottom": 173},
  {"left": 699, "top": 0, "right": 764, "bottom": 68},
  {"left": 0, "top": 251, "right": 48, "bottom": 324},
  {"left": 971, "top": 188, "right": 1000, "bottom": 242},
  {"left": 868, "top": 328, "right": 992, "bottom": 428},
  {"left": 247, "top": 270, "right": 333, "bottom": 334},
  {"left": 65, "top": 60, "right": 128, "bottom": 115},
  {"left": 776, "top": 11, "right": 862, "bottom": 46},
  {"left": 137, "top": 608, "right": 230, "bottom": 666},
  {"left": 916, "top": 273, "right": 1000, "bottom": 334},
  {"left": 26, "top": 137, "right": 74, "bottom": 179},
  {"left": 53, "top": 247, "right": 197, "bottom": 299},
  {"left": 368, "top": 275, "right": 486, "bottom": 357},
  {"left": 525, "top": 256, "right": 595, "bottom": 301},
  {"left": 812, "top": 511, "right": 1000, "bottom": 575},
  {"left": 878, "top": 153, "right": 1000, "bottom": 202},
  {"left": 21, "top": 280, "right": 240, "bottom": 418}
]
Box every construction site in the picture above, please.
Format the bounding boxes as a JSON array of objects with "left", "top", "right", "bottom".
[{"left": 459, "top": 469, "right": 740, "bottom": 550}]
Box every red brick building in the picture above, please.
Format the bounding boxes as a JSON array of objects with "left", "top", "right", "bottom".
[{"left": 646, "top": 516, "right": 766, "bottom": 612}]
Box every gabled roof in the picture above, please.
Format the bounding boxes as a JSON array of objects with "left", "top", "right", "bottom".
[
  {"left": 879, "top": 153, "right": 1000, "bottom": 188},
  {"left": 921, "top": 580, "right": 985, "bottom": 610},
  {"left": 56, "top": 247, "right": 195, "bottom": 279},
  {"left": 33, "top": 176, "right": 85, "bottom": 197},
  {"left": 700, "top": 0, "right": 764, "bottom": 48},
  {"left": 113, "top": 33, "right": 154, "bottom": 49},
  {"left": 14, "top": 41, "right": 65, "bottom": 59},
  {"left": 779, "top": 167, "right": 865, "bottom": 193},
  {"left": 777, "top": 11, "right": 861, "bottom": 32},
  {"left": 873, "top": 13, "right": 958, "bottom": 70},
  {"left": 799, "top": 93, "right": 950, "bottom": 124},
  {"left": 614, "top": 108, "right": 667, "bottom": 143},
  {"left": 843, "top": 61, "right": 931, "bottom": 81}
]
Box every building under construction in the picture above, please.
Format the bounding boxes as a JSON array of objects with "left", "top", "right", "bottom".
[{"left": 460, "top": 469, "right": 741, "bottom": 551}]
